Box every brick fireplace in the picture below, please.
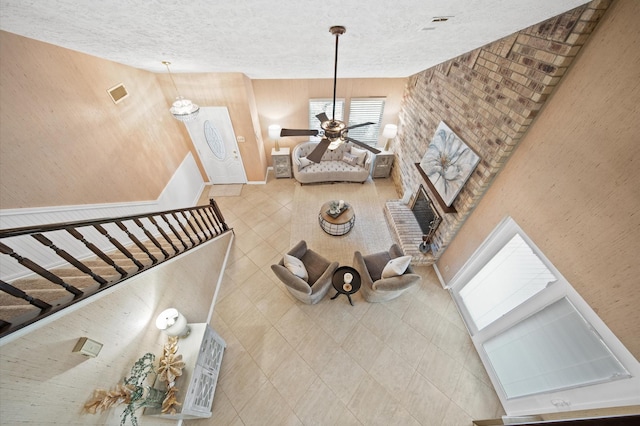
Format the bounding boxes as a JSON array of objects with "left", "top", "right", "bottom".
[
  {"left": 388, "top": 1, "right": 610, "bottom": 260},
  {"left": 384, "top": 185, "right": 441, "bottom": 265}
]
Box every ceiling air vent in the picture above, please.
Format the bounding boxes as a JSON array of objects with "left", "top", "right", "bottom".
[{"left": 107, "top": 83, "right": 129, "bottom": 104}]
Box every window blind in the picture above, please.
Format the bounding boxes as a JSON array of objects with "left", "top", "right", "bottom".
[
  {"left": 484, "top": 297, "right": 630, "bottom": 399},
  {"left": 347, "top": 98, "right": 385, "bottom": 146}
]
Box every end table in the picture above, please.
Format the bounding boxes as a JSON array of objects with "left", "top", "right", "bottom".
[
  {"left": 331, "top": 266, "right": 361, "bottom": 306},
  {"left": 272, "top": 147, "right": 291, "bottom": 178}
]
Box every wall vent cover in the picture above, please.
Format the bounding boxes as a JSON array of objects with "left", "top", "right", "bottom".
[{"left": 107, "top": 83, "right": 129, "bottom": 104}]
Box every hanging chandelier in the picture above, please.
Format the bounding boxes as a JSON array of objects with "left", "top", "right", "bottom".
[{"left": 162, "top": 61, "right": 200, "bottom": 122}]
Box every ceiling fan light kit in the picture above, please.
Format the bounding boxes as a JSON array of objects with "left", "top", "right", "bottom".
[
  {"left": 279, "top": 26, "right": 380, "bottom": 163},
  {"left": 162, "top": 61, "right": 200, "bottom": 122}
]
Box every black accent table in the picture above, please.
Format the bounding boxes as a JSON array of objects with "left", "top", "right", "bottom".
[{"left": 331, "top": 266, "right": 361, "bottom": 306}]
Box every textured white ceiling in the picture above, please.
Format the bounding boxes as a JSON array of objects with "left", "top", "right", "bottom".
[{"left": 0, "top": 0, "right": 589, "bottom": 78}]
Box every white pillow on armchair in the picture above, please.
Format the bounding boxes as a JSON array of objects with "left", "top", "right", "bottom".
[{"left": 381, "top": 255, "right": 412, "bottom": 278}]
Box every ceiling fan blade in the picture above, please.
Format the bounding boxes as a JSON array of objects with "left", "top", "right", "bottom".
[
  {"left": 280, "top": 128, "right": 319, "bottom": 137},
  {"left": 316, "top": 112, "right": 329, "bottom": 123},
  {"left": 307, "top": 138, "right": 331, "bottom": 163},
  {"left": 344, "top": 137, "right": 381, "bottom": 154},
  {"left": 346, "top": 121, "right": 374, "bottom": 130}
]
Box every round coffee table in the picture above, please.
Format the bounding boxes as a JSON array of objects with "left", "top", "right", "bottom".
[
  {"left": 318, "top": 201, "right": 355, "bottom": 236},
  {"left": 331, "top": 266, "right": 361, "bottom": 306}
]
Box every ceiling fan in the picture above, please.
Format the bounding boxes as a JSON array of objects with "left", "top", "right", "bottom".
[{"left": 280, "top": 26, "right": 381, "bottom": 163}]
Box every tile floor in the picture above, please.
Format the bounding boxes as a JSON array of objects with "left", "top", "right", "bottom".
[{"left": 190, "top": 174, "right": 504, "bottom": 426}]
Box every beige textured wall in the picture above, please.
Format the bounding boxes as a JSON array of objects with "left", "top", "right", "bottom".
[
  {"left": 0, "top": 234, "right": 232, "bottom": 425},
  {"left": 0, "top": 31, "right": 405, "bottom": 203},
  {"left": 252, "top": 78, "right": 407, "bottom": 165},
  {"left": 437, "top": 0, "right": 640, "bottom": 358},
  {"left": 0, "top": 31, "right": 192, "bottom": 209}
]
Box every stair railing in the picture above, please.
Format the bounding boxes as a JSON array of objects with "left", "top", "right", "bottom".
[{"left": 0, "top": 199, "right": 230, "bottom": 338}]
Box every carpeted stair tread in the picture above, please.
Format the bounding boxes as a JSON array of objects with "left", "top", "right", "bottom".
[
  {"left": 82, "top": 258, "right": 139, "bottom": 268},
  {"left": 0, "top": 305, "right": 40, "bottom": 325},
  {"left": 0, "top": 288, "right": 77, "bottom": 307},
  {"left": 36, "top": 267, "right": 124, "bottom": 284},
  {"left": 9, "top": 275, "right": 111, "bottom": 291}
]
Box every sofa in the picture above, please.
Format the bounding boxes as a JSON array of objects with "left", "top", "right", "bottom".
[{"left": 292, "top": 141, "right": 372, "bottom": 184}]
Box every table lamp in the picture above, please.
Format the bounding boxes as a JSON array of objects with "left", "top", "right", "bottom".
[
  {"left": 156, "top": 308, "right": 190, "bottom": 337},
  {"left": 382, "top": 124, "right": 398, "bottom": 151},
  {"left": 268, "top": 124, "right": 282, "bottom": 151}
]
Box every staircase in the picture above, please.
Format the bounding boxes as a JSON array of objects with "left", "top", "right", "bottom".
[{"left": 0, "top": 199, "right": 231, "bottom": 338}]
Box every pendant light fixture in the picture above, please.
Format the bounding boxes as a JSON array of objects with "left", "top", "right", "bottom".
[{"left": 162, "top": 61, "right": 200, "bottom": 122}]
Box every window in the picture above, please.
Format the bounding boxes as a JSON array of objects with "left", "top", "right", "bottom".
[
  {"left": 449, "top": 217, "right": 638, "bottom": 414},
  {"left": 484, "top": 297, "right": 630, "bottom": 399},
  {"left": 309, "top": 99, "right": 344, "bottom": 139},
  {"left": 458, "top": 233, "right": 557, "bottom": 331},
  {"left": 347, "top": 98, "right": 385, "bottom": 146},
  {"left": 308, "top": 97, "right": 386, "bottom": 146}
]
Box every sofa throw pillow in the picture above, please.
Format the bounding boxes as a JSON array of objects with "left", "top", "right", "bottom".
[
  {"left": 298, "top": 156, "right": 313, "bottom": 171},
  {"left": 350, "top": 146, "right": 367, "bottom": 166},
  {"left": 284, "top": 254, "right": 309, "bottom": 282},
  {"left": 342, "top": 152, "right": 359, "bottom": 166},
  {"left": 381, "top": 255, "right": 412, "bottom": 278}
]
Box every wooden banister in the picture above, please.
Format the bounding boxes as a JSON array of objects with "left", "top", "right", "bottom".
[{"left": 0, "top": 199, "right": 231, "bottom": 339}]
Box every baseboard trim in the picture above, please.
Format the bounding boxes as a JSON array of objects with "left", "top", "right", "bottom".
[{"left": 432, "top": 263, "right": 448, "bottom": 289}]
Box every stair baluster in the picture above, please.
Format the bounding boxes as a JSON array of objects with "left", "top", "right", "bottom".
[
  {"left": 0, "top": 242, "right": 83, "bottom": 298},
  {"left": 31, "top": 234, "right": 109, "bottom": 286},
  {"left": 133, "top": 218, "right": 169, "bottom": 258},
  {"left": 148, "top": 216, "right": 180, "bottom": 255},
  {"left": 181, "top": 211, "right": 203, "bottom": 244},
  {"left": 111, "top": 222, "right": 156, "bottom": 266},
  {"left": 66, "top": 228, "right": 129, "bottom": 278},
  {"left": 160, "top": 214, "right": 189, "bottom": 250}
]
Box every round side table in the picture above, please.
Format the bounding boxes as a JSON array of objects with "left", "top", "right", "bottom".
[
  {"left": 331, "top": 266, "right": 361, "bottom": 306},
  {"left": 318, "top": 201, "right": 356, "bottom": 236}
]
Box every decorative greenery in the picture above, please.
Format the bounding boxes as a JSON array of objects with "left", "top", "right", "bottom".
[
  {"left": 120, "top": 352, "right": 158, "bottom": 426},
  {"left": 85, "top": 340, "right": 186, "bottom": 424}
]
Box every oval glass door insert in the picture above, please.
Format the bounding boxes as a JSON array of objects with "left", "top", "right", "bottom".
[{"left": 203, "top": 120, "right": 225, "bottom": 160}]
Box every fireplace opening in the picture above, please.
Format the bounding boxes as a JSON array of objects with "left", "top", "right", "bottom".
[{"left": 411, "top": 185, "right": 442, "bottom": 240}]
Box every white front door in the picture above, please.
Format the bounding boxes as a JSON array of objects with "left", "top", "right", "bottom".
[{"left": 185, "top": 106, "right": 247, "bottom": 184}]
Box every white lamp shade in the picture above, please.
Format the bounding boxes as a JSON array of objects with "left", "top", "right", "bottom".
[
  {"left": 156, "top": 308, "right": 189, "bottom": 337},
  {"left": 382, "top": 124, "right": 398, "bottom": 139},
  {"left": 268, "top": 124, "right": 282, "bottom": 140}
]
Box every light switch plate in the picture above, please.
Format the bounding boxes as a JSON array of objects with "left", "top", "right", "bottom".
[{"left": 72, "top": 337, "right": 103, "bottom": 357}]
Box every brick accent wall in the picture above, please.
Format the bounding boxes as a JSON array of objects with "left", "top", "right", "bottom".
[{"left": 390, "top": 0, "right": 611, "bottom": 258}]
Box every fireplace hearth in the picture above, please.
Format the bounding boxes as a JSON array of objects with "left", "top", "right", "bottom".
[
  {"left": 411, "top": 185, "right": 442, "bottom": 242},
  {"left": 383, "top": 186, "right": 442, "bottom": 265}
]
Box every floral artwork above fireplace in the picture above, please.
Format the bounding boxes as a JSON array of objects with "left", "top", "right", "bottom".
[{"left": 419, "top": 121, "right": 480, "bottom": 207}]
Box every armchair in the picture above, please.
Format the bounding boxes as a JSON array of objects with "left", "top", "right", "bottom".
[
  {"left": 271, "top": 240, "right": 339, "bottom": 304},
  {"left": 353, "top": 244, "right": 421, "bottom": 302}
]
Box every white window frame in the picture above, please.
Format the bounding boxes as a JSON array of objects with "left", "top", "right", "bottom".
[{"left": 448, "top": 216, "right": 640, "bottom": 416}]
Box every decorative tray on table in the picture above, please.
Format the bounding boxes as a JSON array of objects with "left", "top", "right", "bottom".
[{"left": 326, "top": 203, "right": 349, "bottom": 219}]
